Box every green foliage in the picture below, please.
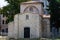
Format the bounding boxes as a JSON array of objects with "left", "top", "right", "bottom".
[
  {"left": 0, "top": 8, "right": 2, "bottom": 14},
  {"left": 49, "top": 0, "right": 60, "bottom": 27},
  {"left": 0, "top": 0, "right": 28, "bottom": 23},
  {"left": 56, "top": 0, "right": 60, "bottom": 3},
  {"left": 6, "top": 0, "right": 28, "bottom": 23},
  {"left": 5, "top": 0, "right": 28, "bottom": 13}
]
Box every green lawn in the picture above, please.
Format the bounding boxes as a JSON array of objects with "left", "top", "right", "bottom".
[
  {"left": 0, "top": 37, "right": 60, "bottom": 40},
  {"left": 18, "top": 38, "right": 40, "bottom": 40},
  {"left": 17, "top": 38, "right": 60, "bottom": 40}
]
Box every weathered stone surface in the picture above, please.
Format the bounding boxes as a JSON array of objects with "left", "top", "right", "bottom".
[{"left": 8, "top": 1, "right": 50, "bottom": 38}]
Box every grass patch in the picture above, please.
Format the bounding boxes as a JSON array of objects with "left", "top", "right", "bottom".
[
  {"left": 17, "top": 38, "right": 40, "bottom": 40},
  {"left": 9, "top": 38, "right": 60, "bottom": 40}
]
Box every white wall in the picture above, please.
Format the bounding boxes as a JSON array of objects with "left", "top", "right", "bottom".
[
  {"left": 20, "top": 2, "right": 43, "bottom": 15},
  {"left": 8, "top": 22, "right": 14, "bottom": 38},
  {"left": 14, "top": 14, "right": 19, "bottom": 39},
  {"left": 8, "top": 1, "right": 44, "bottom": 38},
  {"left": 13, "top": 13, "right": 42, "bottom": 38}
]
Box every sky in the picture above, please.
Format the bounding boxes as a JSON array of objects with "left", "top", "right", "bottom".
[{"left": 0, "top": 0, "right": 8, "bottom": 8}]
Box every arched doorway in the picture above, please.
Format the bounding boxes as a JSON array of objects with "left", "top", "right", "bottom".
[{"left": 24, "top": 27, "right": 30, "bottom": 38}]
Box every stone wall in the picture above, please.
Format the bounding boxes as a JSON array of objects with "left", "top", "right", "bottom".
[
  {"left": 14, "top": 13, "right": 41, "bottom": 38},
  {"left": 20, "top": 2, "right": 43, "bottom": 15},
  {"left": 8, "top": 22, "right": 14, "bottom": 38},
  {"left": 42, "top": 18, "right": 50, "bottom": 37}
]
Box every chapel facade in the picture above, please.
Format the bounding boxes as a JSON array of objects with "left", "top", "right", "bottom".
[{"left": 8, "top": 1, "right": 50, "bottom": 38}]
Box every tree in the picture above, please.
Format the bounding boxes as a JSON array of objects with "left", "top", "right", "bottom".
[
  {"left": 5, "top": 0, "right": 28, "bottom": 14},
  {"left": 1, "top": 0, "right": 28, "bottom": 23},
  {"left": 49, "top": 0, "right": 60, "bottom": 32}
]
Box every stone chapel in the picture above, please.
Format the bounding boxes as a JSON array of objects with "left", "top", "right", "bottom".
[{"left": 8, "top": 1, "right": 50, "bottom": 38}]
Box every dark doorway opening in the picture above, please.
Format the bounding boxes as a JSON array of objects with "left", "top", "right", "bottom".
[{"left": 24, "top": 27, "right": 30, "bottom": 38}]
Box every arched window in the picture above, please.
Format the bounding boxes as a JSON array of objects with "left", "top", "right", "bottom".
[
  {"left": 24, "top": 6, "right": 39, "bottom": 13},
  {"left": 29, "top": 7, "right": 33, "bottom": 12}
]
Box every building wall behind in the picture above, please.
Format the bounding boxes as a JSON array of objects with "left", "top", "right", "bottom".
[{"left": 8, "top": 22, "right": 14, "bottom": 38}]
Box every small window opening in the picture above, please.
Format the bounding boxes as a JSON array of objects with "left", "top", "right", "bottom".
[
  {"left": 2, "top": 29, "right": 4, "bottom": 33},
  {"left": 2, "top": 20, "right": 4, "bottom": 24},
  {"left": 6, "top": 28, "right": 8, "bottom": 33},
  {"left": 26, "top": 15, "right": 29, "bottom": 20},
  {"left": 29, "top": 7, "right": 33, "bottom": 12}
]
